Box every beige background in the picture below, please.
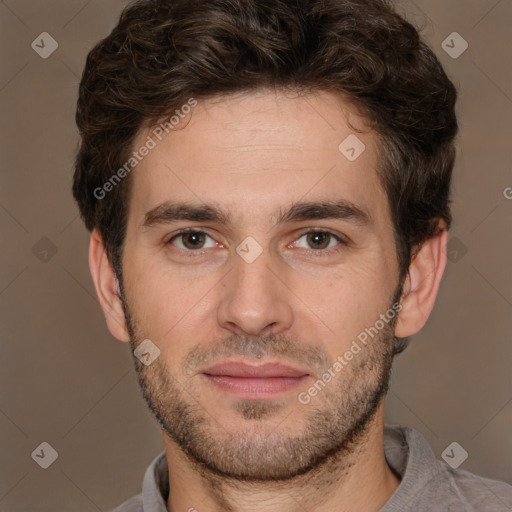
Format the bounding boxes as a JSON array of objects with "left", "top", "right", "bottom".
[{"left": 1, "top": 0, "right": 511, "bottom": 510}]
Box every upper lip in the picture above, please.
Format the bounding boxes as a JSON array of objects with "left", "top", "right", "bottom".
[{"left": 202, "top": 361, "right": 310, "bottom": 378}]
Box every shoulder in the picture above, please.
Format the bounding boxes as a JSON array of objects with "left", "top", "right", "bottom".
[
  {"left": 108, "top": 451, "right": 168, "bottom": 512},
  {"left": 383, "top": 425, "right": 512, "bottom": 511},
  {"left": 442, "top": 465, "right": 512, "bottom": 511},
  {"left": 109, "top": 493, "right": 143, "bottom": 512}
]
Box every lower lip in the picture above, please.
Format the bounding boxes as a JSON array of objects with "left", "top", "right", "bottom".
[{"left": 203, "top": 374, "right": 310, "bottom": 399}]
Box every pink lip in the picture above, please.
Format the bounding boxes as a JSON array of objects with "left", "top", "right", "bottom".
[
  {"left": 203, "top": 361, "right": 309, "bottom": 378},
  {"left": 202, "top": 361, "right": 311, "bottom": 399}
]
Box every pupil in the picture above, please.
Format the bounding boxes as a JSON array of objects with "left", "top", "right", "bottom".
[{"left": 184, "top": 232, "right": 204, "bottom": 249}]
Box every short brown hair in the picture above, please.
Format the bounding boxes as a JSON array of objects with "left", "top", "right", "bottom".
[{"left": 73, "top": 0, "right": 458, "bottom": 352}]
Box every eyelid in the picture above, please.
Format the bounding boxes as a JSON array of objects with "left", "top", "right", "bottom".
[
  {"left": 291, "top": 228, "right": 349, "bottom": 253},
  {"left": 165, "top": 227, "right": 349, "bottom": 256},
  {"left": 295, "top": 227, "right": 349, "bottom": 243},
  {"left": 165, "top": 228, "right": 219, "bottom": 249}
]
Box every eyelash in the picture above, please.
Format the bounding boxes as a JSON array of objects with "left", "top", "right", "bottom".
[{"left": 164, "top": 228, "right": 348, "bottom": 258}]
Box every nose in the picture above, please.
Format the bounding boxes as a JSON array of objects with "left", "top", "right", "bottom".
[{"left": 216, "top": 248, "right": 294, "bottom": 337}]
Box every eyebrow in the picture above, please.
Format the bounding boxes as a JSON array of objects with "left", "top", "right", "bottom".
[{"left": 141, "top": 200, "right": 372, "bottom": 230}]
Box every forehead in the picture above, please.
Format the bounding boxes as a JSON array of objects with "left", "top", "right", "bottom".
[{"left": 126, "top": 89, "right": 390, "bottom": 229}]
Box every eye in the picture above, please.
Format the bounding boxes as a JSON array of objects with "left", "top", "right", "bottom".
[
  {"left": 165, "top": 228, "right": 347, "bottom": 257},
  {"left": 293, "top": 230, "right": 346, "bottom": 253},
  {"left": 166, "top": 229, "right": 218, "bottom": 251}
]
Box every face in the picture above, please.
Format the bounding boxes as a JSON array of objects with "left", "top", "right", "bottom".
[{"left": 118, "top": 89, "right": 403, "bottom": 480}]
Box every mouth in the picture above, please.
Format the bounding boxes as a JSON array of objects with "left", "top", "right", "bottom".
[{"left": 201, "top": 361, "right": 311, "bottom": 399}]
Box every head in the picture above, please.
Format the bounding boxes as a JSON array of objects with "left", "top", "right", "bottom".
[{"left": 74, "top": 0, "right": 458, "bottom": 481}]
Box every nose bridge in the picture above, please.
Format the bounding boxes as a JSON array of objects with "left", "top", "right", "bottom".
[
  {"left": 234, "top": 248, "right": 273, "bottom": 295},
  {"left": 216, "top": 242, "right": 293, "bottom": 336}
]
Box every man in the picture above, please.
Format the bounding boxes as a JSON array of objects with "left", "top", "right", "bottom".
[{"left": 72, "top": 0, "right": 512, "bottom": 510}]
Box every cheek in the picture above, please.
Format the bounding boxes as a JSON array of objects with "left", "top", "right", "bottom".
[
  {"left": 124, "top": 257, "right": 217, "bottom": 340},
  {"left": 293, "top": 257, "right": 392, "bottom": 349}
]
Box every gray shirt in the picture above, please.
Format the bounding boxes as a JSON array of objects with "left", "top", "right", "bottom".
[{"left": 111, "top": 424, "right": 512, "bottom": 511}]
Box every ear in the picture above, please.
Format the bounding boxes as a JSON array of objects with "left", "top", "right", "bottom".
[
  {"left": 88, "top": 229, "right": 130, "bottom": 342},
  {"left": 394, "top": 223, "right": 448, "bottom": 338}
]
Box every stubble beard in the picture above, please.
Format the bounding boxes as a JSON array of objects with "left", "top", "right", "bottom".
[{"left": 119, "top": 292, "right": 398, "bottom": 483}]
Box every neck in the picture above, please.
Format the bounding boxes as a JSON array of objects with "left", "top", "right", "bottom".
[{"left": 162, "top": 404, "right": 400, "bottom": 512}]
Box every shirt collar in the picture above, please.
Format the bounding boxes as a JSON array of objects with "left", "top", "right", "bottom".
[
  {"left": 142, "top": 450, "right": 169, "bottom": 512},
  {"left": 380, "top": 425, "right": 445, "bottom": 512}
]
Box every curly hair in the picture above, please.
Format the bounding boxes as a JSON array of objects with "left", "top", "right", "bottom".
[{"left": 72, "top": 0, "right": 458, "bottom": 354}]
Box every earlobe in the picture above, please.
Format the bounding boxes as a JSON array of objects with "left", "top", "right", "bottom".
[
  {"left": 394, "top": 225, "right": 448, "bottom": 338},
  {"left": 88, "top": 229, "right": 131, "bottom": 342}
]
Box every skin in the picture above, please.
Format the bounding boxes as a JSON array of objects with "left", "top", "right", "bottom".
[{"left": 89, "top": 88, "right": 448, "bottom": 512}]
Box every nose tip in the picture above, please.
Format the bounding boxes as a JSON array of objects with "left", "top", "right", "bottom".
[
  {"left": 216, "top": 256, "right": 293, "bottom": 338},
  {"left": 222, "top": 317, "right": 278, "bottom": 338}
]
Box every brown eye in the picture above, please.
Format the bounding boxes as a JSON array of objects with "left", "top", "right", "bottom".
[
  {"left": 181, "top": 232, "right": 206, "bottom": 249},
  {"left": 293, "top": 230, "right": 346, "bottom": 254},
  {"left": 306, "top": 232, "right": 331, "bottom": 250},
  {"left": 167, "top": 231, "right": 216, "bottom": 251}
]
